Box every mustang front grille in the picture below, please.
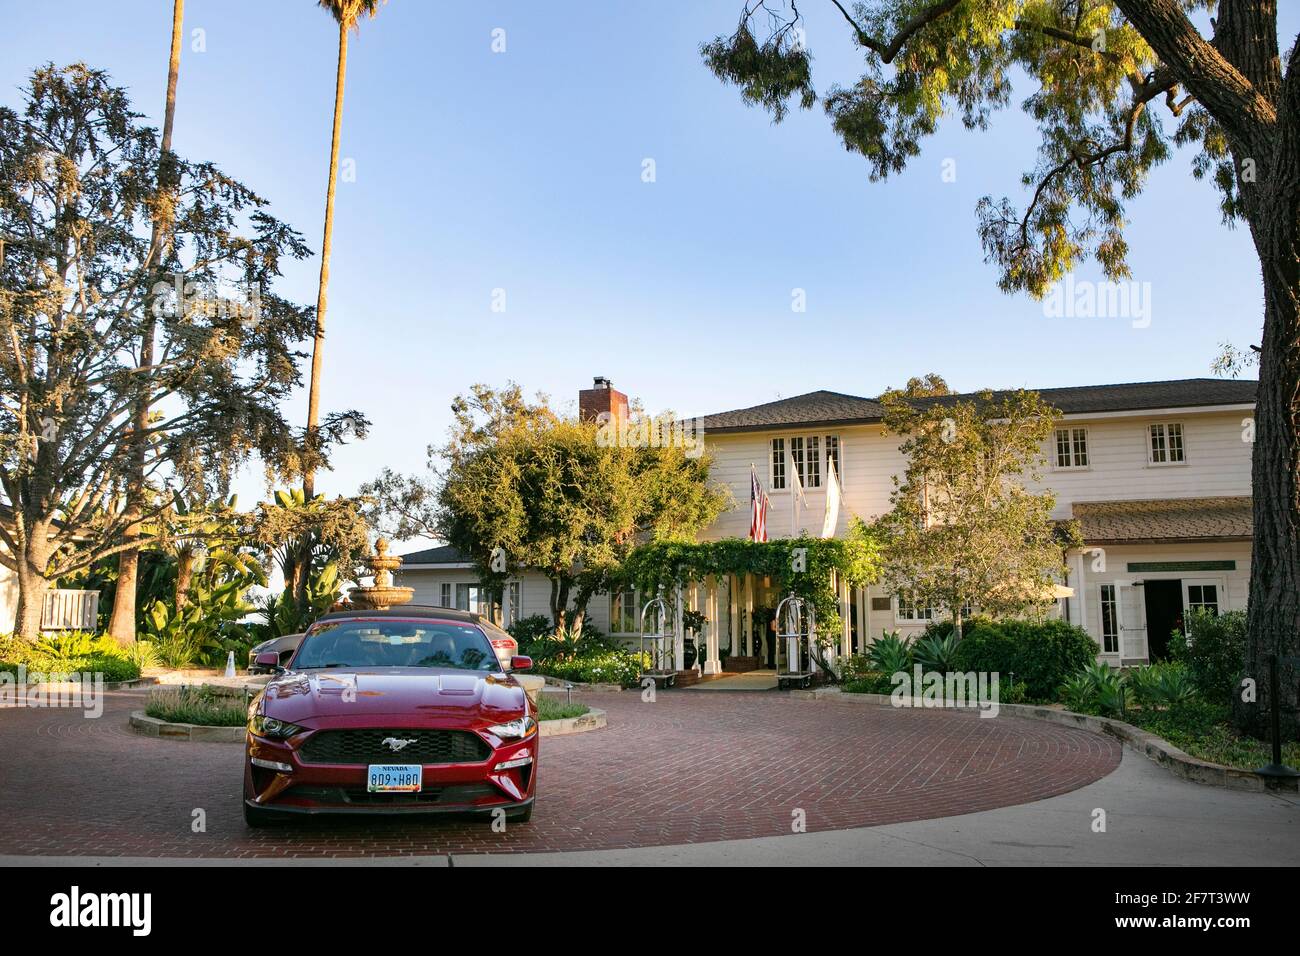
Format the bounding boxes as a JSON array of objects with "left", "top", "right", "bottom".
[{"left": 298, "top": 728, "right": 491, "bottom": 765}]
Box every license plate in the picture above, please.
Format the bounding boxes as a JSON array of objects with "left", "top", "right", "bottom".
[{"left": 367, "top": 764, "right": 422, "bottom": 792}]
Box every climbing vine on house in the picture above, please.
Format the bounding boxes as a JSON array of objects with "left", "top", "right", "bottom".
[{"left": 619, "top": 519, "right": 883, "bottom": 646}]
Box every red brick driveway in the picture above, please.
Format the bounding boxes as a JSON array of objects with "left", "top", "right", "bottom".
[{"left": 0, "top": 688, "right": 1120, "bottom": 858}]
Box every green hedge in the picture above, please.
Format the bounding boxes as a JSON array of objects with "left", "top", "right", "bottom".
[
  {"left": 536, "top": 649, "right": 649, "bottom": 686},
  {"left": 952, "top": 618, "right": 1097, "bottom": 701},
  {"left": 1168, "top": 609, "right": 1246, "bottom": 706}
]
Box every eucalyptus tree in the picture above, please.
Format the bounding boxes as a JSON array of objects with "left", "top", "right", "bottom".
[
  {"left": 0, "top": 64, "right": 356, "bottom": 639},
  {"left": 703, "top": 0, "right": 1299, "bottom": 737}
]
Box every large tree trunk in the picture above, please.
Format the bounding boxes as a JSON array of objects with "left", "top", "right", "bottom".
[
  {"left": 13, "top": 531, "right": 51, "bottom": 641},
  {"left": 303, "top": 20, "right": 349, "bottom": 500},
  {"left": 1235, "top": 178, "right": 1300, "bottom": 741},
  {"left": 108, "top": 0, "right": 185, "bottom": 646}
]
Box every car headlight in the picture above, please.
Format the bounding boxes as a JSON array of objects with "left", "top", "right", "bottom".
[
  {"left": 486, "top": 715, "right": 537, "bottom": 740},
  {"left": 248, "top": 713, "right": 306, "bottom": 739}
]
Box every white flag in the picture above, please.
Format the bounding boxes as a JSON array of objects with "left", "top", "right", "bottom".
[
  {"left": 788, "top": 449, "right": 806, "bottom": 537},
  {"left": 821, "top": 458, "right": 841, "bottom": 538}
]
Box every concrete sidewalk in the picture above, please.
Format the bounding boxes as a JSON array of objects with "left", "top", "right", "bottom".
[{"left": 8, "top": 752, "right": 1297, "bottom": 867}]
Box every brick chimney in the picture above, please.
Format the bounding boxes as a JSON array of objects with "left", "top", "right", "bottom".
[{"left": 579, "top": 375, "right": 628, "bottom": 423}]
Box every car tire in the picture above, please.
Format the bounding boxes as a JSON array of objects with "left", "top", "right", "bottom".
[{"left": 243, "top": 800, "right": 281, "bottom": 828}]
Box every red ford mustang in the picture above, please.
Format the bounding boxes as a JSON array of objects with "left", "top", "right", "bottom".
[{"left": 243, "top": 607, "right": 537, "bottom": 826}]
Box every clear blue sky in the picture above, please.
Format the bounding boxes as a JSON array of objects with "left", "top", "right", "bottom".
[{"left": 3, "top": 1, "right": 1281, "bottom": 529}]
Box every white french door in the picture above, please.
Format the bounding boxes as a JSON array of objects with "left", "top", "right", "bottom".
[{"left": 1114, "top": 580, "right": 1148, "bottom": 661}]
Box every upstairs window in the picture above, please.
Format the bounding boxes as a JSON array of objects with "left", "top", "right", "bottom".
[
  {"left": 770, "top": 437, "right": 786, "bottom": 490},
  {"left": 768, "top": 434, "right": 842, "bottom": 491},
  {"left": 1055, "top": 427, "right": 1089, "bottom": 469},
  {"left": 1149, "top": 422, "right": 1185, "bottom": 464}
]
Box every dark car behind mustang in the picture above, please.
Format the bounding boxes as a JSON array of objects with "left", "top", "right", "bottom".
[{"left": 243, "top": 607, "right": 537, "bottom": 826}]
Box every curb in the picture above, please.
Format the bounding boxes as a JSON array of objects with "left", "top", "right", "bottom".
[
  {"left": 7, "top": 676, "right": 157, "bottom": 693},
  {"left": 539, "top": 676, "right": 624, "bottom": 693},
  {"left": 539, "top": 707, "right": 606, "bottom": 737},
  {"left": 129, "top": 710, "right": 244, "bottom": 743},
  {"left": 790, "top": 687, "right": 1295, "bottom": 793}
]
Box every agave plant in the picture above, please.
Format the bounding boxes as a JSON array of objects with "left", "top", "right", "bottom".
[
  {"left": 913, "top": 632, "right": 960, "bottom": 674},
  {"left": 1126, "top": 664, "right": 1165, "bottom": 708},
  {"left": 1059, "top": 672, "right": 1096, "bottom": 712},
  {"left": 867, "top": 631, "right": 913, "bottom": 676},
  {"left": 1154, "top": 663, "right": 1198, "bottom": 706}
]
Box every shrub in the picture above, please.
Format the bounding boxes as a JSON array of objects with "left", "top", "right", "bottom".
[
  {"left": 955, "top": 619, "right": 1097, "bottom": 701},
  {"left": 508, "top": 614, "right": 555, "bottom": 646},
  {"left": 146, "top": 686, "right": 247, "bottom": 726},
  {"left": 1168, "top": 609, "right": 1246, "bottom": 706},
  {"left": 866, "top": 631, "right": 913, "bottom": 675},
  {"left": 837, "top": 653, "right": 876, "bottom": 683},
  {"left": 79, "top": 654, "right": 141, "bottom": 683},
  {"left": 536, "top": 649, "right": 649, "bottom": 686},
  {"left": 843, "top": 671, "right": 896, "bottom": 695}
]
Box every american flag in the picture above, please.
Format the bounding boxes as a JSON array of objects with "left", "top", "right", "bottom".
[{"left": 750, "top": 464, "right": 769, "bottom": 542}]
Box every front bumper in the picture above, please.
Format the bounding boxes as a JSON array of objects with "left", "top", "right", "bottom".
[{"left": 244, "top": 726, "right": 537, "bottom": 816}]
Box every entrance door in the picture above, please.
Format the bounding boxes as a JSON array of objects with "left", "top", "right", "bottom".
[{"left": 1143, "top": 579, "right": 1183, "bottom": 661}]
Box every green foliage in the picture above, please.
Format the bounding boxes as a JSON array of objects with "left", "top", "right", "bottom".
[
  {"left": 507, "top": 614, "right": 556, "bottom": 646},
  {"left": 913, "top": 632, "right": 960, "bottom": 673},
  {"left": 623, "top": 520, "right": 883, "bottom": 645},
  {"left": 520, "top": 626, "right": 617, "bottom": 665},
  {"left": 1125, "top": 701, "right": 1300, "bottom": 772},
  {"left": 1168, "top": 609, "right": 1246, "bottom": 706},
  {"left": 0, "top": 631, "right": 141, "bottom": 682},
  {"left": 145, "top": 686, "right": 248, "bottom": 727},
  {"left": 535, "top": 649, "right": 649, "bottom": 687},
  {"left": 1060, "top": 660, "right": 1131, "bottom": 717},
  {"left": 0, "top": 64, "right": 343, "bottom": 614},
  {"left": 866, "top": 631, "right": 913, "bottom": 675},
  {"left": 364, "top": 385, "right": 728, "bottom": 629},
  {"left": 874, "top": 388, "right": 1075, "bottom": 627},
  {"left": 843, "top": 672, "right": 896, "bottom": 695},
  {"left": 535, "top": 697, "right": 590, "bottom": 721},
  {"left": 140, "top": 550, "right": 265, "bottom": 667},
  {"left": 951, "top": 618, "right": 1097, "bottom": 701},
  {"left": 254, "top": 560, "right": 343, "bottom": 640},
  {"left": 700, "top": 3, "right": 1185, "bottom": 295}
]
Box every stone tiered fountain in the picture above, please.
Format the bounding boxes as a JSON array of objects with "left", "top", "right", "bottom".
[{"left": 348, "top": 538, "right": 415, "bottom": 610}]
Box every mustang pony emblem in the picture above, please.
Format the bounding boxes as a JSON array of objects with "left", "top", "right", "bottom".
[{"left": 382, "top": 737, "right": 418, "bottom": 752}]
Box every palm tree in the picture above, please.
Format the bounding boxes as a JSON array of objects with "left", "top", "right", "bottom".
[
  {"left": 303, "top": 0, "right": 384, "bottom": 499},
  {"left": 108, "top": 0, "right": 186, "bottom": 644}
]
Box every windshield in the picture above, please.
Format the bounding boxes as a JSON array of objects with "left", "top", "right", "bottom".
[{"left": 294, "top": 620, "right": 501, "bottom": 672}]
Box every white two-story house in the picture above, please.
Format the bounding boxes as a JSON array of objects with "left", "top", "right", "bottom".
[{"left": 395, "top": 376, "right": 1256, "bottom": 669}]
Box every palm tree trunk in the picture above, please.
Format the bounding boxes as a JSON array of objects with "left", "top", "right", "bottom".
[
  {"left": 303, "top": 20, "right": 349, "bottom": 500},
  {"left": 108, "top": 0, "right": 185, "bottom": 645}
]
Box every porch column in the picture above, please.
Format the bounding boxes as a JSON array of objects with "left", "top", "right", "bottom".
[
  {"left": 729, "top": 574, "right": 740, "bottom": 660},
  {"left": 674, "top": 581, "right": 685, "bottom": 672},
  {"left": 744, "top": 573, "right": 754, "bottom": 659},
  {"left": 840, "top": 576, "right": 851, "bottom": 658},
  {"left": 704, "top": 576, "right": 722, "bottom": 674}
]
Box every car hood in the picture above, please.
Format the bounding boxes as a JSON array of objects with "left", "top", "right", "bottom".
[{"left": 258, "top": 667, "right": 527, "bottom": 726}]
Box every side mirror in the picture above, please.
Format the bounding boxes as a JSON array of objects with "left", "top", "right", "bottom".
[
  {"left": 510, "top": 655, "right": 532, "bottom": 672},
  {"left": 254, "top": 651, "right": 282, "bottom": 671}
]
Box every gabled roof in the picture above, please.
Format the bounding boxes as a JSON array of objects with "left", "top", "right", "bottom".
[
  {"left": 699, "top": 378, "right": 1257, "bottom": 434},
  {"left": 397, "top": 544, "right": 469, "bottom": 566},
  {"left": 1073, "top": 497, "right": 1253, "bottom": 544}
]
